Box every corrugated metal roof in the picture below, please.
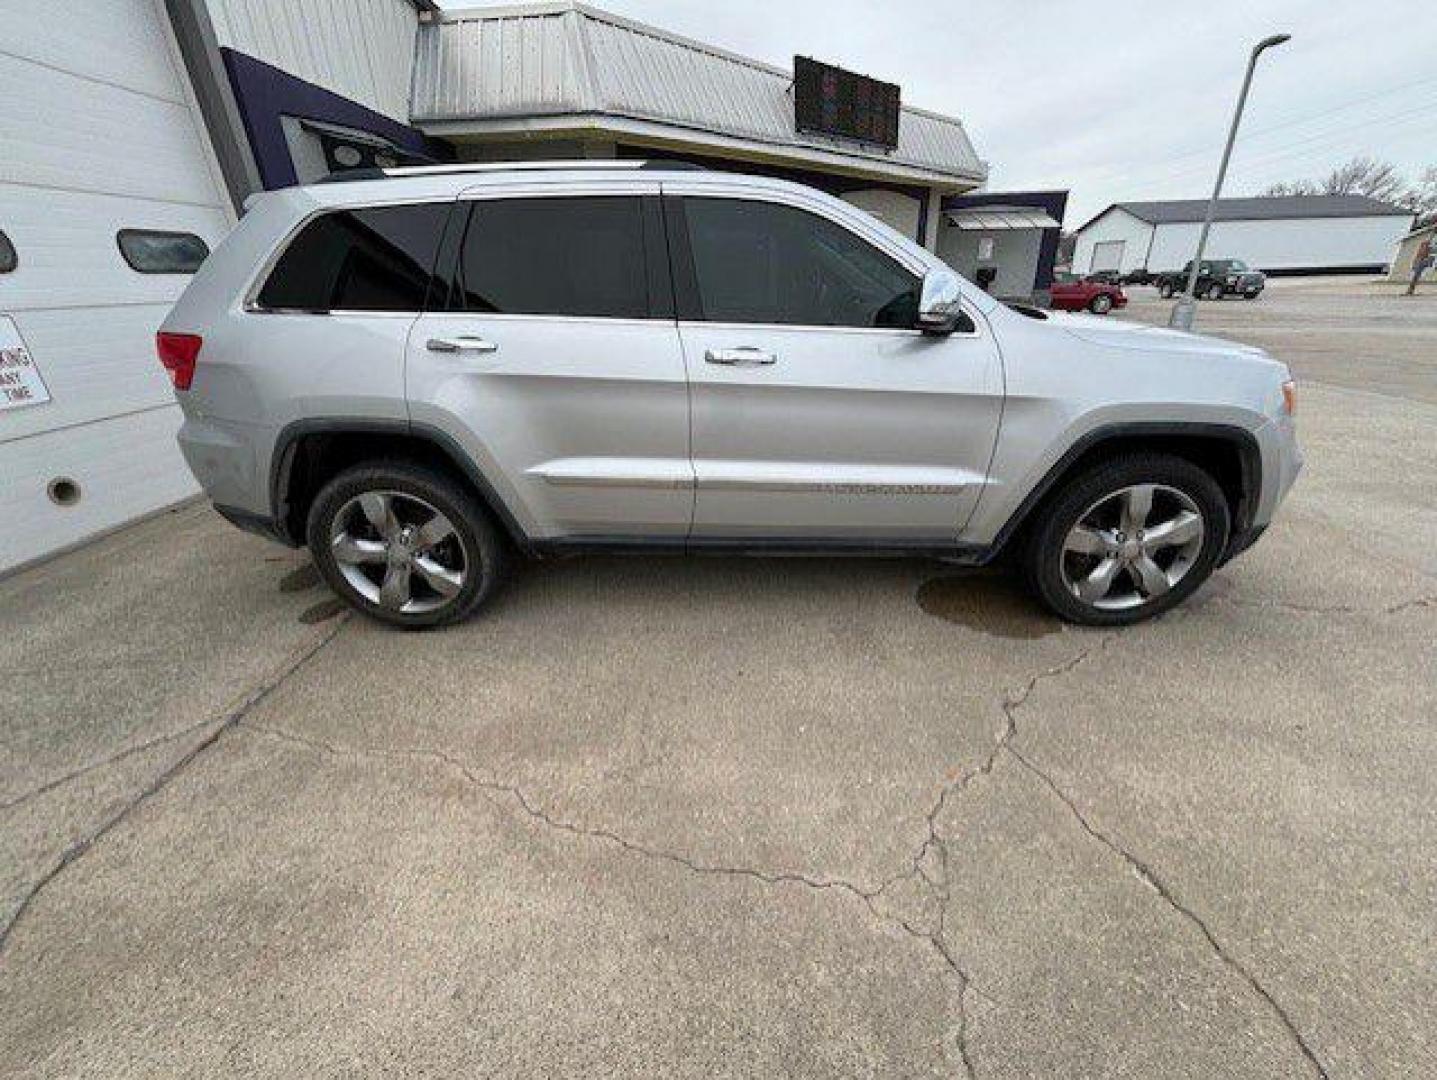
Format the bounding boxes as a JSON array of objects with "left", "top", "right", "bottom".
[
  {"left": 1104, "top": 194, "right": 1413, "bottom": 227},
  {"left": 411, "top": 2, "right": 985, "bottom": 186}
]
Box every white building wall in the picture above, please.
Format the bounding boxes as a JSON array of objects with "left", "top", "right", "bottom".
[
  {"left": 0, "top": 0, "right": 234, "bottom": 572},
  {"left": 839, "top": 189, "right": 923, "bottom": 243},
  {"left": 1071, "top": 208, "right": 1154, "bottom": 274},
  {"left": 1146, "top": 215, "right": 1414, "bottom": 273},
  {"left": 205, "top": 0, "right": 420, "bottom": 122}
]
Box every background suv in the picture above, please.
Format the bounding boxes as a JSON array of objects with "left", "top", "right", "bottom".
[
  {"left": 159, "top": 162, "right": 1301, "bottom": 628},
  {"left": 1155, "top": 259, "right": 1267, "bottom": 300}
]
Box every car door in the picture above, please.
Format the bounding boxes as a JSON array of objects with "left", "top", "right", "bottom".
[
  {"left": 405, "top": 183, "right": 692, "bottom": 541},
  {"left": 667, "top": 185, "right": 1003, "bottom": 544}
]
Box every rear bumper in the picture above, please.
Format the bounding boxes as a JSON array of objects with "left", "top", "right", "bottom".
[{"left": 176, "top": 413, "right": 274, "bottom": 517}]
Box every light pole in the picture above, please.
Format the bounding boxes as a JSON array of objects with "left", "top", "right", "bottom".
[{"left": 1170, "top": 33, "right": 1291, "bottom": 331}]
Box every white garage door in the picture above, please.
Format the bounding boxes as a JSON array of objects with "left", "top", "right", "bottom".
[
  {"left": 0, "top": 0, "right": 234, "bottom": 573},
  {"left": 1090, "top": 240, "right": 1125, "bottom": 273}
]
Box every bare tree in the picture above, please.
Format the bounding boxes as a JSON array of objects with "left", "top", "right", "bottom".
[
  {"left": 1404, "top": 166, "right": 1437, "bottom": 227},
  {"left": 1260, "top": 179, "right": 1319, "bottom": 197},
  {"left": 1319, "top": 157, "right": 1406, "bottom": 201}
]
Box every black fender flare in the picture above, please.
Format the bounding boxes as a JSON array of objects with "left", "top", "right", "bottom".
[
  {"left": 269, "top": 417, "right": 534, "bottom": 552},
  {"left": 982, "top": 421, "right": 1262, "bottom": 561}
]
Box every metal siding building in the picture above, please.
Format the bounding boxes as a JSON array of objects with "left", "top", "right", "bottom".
[
  {"left": 411, "top": 4, "right": 984, "bottom": 189},
  {"left": 1072, "top": 195, "right": 1415, "bottom": 277},
  {"left": 0, "top": 0, "right": 987, "bottom": 573}
]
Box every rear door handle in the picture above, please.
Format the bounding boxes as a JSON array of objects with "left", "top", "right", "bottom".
[
  {"left": 705, "top": 347, "right": 776, "bottom": 366},
  {"left": 427, "top": 336, "right": 498, "bottom": 354}
]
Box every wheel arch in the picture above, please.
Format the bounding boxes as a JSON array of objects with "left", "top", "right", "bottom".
[
  {"left": 984, "top": 422, "right": 1261, "bottom": 561},
  {"left": 270, "top": 418, "right": 533, "bottom": 553}
]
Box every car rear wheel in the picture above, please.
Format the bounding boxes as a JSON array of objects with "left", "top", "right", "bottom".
[
  {"left": 1205, "top": 283, "right": 1224, "bottom": 301},
  {"left": 1022, "top": 454, "right": 1229, "bottom": 626},
  {"left": 1158, "top": 282, "right": 1175, "bottom": 299},
  {"left": 307, "top": 461, "right": 507, "bottom": 629},
  {"left": 1088, "top": 293, "right": 1113, "bottom": 314}
]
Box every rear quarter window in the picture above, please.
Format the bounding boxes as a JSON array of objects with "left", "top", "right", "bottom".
[{"left": 256, "top": 203, "right": 451, "bottom": 312}]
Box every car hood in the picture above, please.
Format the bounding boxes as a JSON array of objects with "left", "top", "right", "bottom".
[{"left": 1047, "top": 310, "right": 1266, "bottom": 357}]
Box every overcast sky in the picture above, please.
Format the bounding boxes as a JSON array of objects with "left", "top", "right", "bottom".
[{"left": 439, "top": 0, "right": 1436, "bottom": 227}]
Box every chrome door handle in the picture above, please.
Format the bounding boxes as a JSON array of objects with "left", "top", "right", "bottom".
[
  {"left": 705, "top": 347, "right": 776, "bottom": 366},
  {"left": 427, "top": 336, "right": 498, "bottom": 354}
]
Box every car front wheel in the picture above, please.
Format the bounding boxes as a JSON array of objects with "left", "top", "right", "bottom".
[
  {"left": 1022, "top": 454, "right": 1230, "bottom": 626},
  {"left": 307, "top": 461, "right": 507, "bottom": 628},
  {"left": 1088, "top": 293, "right": 1113, "bottom": 314},
  {"left": 1158, "top": 282, "right": 1175, "bottom": 299}
]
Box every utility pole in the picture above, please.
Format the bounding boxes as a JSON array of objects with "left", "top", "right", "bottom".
[{"left": 1170, "top": 33, "right": 1291, "bottom": 331}]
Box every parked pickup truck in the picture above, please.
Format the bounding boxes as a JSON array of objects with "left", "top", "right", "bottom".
[{"left": 1155, "top": 260, "right": 1265, "bottom": 300}]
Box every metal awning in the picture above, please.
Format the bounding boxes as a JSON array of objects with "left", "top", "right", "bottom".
[{"left": 944, "top": 208, "right": 1060, "bottom": 230}]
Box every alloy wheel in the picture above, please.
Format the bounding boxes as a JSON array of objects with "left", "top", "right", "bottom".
[
  {"left": 329, "top": 491, "right": 468, "bottom": 614},
  {"left": 1059, "top": 483, "right": 1205, "bottom": 611}
]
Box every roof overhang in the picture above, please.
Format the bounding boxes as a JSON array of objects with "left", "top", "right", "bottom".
[{"left": 418, "top": 115, "right": 986, "bottom": 191}]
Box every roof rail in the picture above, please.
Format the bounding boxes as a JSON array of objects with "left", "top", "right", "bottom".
[{"left": 315, "top": 160, "right": 709, "bottom": 184}]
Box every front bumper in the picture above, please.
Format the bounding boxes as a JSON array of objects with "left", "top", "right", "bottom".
[{"left": 1249, "top": 413, "right": 1303, "bottom": 529}]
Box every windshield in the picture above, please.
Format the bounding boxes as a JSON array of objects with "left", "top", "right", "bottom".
[{"left": 1227, "top": 260, "right": 1248, "bottom": 271}]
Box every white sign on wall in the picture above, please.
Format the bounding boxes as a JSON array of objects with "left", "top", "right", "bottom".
[{"left": 0, "top": 315, "right": 51, "bottom": 411}]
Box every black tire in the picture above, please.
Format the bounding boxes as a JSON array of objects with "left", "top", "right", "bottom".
[
  {"left": 1205, "top": 283, "right": 1224, "bottom": 301},
  {"left": 1021, "top": 453, "right": 1230, "bottom": 626},
  {"left": 1088, "top": 293, "right": 1113, "bottom": 314},
  {"left": 1158, "top": 282, "right": 1174, "bottom": 299},
  {"left": 307, "top": 460, "right": 508, "bottom": 629}
]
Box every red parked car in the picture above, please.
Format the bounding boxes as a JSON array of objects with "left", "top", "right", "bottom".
[{"left": 1049, "top": 273, "right": 1127, "bottom": 315}]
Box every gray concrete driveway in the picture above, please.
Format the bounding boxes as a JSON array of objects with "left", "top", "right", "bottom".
[{"left": 2, "top": 279, "right": 1433, "bottom": 1077}]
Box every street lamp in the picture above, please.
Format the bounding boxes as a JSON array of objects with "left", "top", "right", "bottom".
[{"left": 1170, "top": 33, "right": 1291, "bottom": 331}]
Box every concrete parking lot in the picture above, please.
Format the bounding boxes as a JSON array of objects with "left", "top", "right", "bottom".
[{"left": 2, "top": 277, "right": 1433, "bottom": 1078}]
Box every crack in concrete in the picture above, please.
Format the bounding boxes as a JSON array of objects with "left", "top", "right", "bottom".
[
  {"left": 0, "top": 618, "right": 349, "bottom": 956},
  {"left": 1209, "top": 593, "right": 1436, "bottom": 617},
  {"left": 874, "top": 634, "right": 1119, "bottom": 1076},
  {"left": 239, "top": 719, "right": 984, "bottom": 1076},
  {"left": 2, "top": 716, "right": 227, "bottom": 814},
  {"left": 1007, "top": 744, "right": 1331, "bottom": 1079},
  {"left": 996, "top": 654, "right": 1335, "bottom": 1080}
]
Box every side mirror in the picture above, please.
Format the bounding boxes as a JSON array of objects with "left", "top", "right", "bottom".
[{"left": 917, "top": 268, "right": 964, "bottom": 334}]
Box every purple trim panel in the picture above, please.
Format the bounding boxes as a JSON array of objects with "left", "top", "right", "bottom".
[{"left": 220, "top": 48, "right": 451, "bottom": 189}]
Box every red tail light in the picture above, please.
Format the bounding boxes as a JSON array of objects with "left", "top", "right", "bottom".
[{"left": 156, "top": 332, "right": 202, "bottom": 390}]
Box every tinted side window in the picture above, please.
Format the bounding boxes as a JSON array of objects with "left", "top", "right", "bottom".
[
  {"left": 0, "top": 230, "right": 16, "bottom": 273},
  {"left": 257, "top": 203, "right": 449, "bottom": 312},
  {"left": 455, "top": 197, "right": 650, "bottom": 318},
  {"left": 682, "top": 198, "right": 920, "bottom": 329},
  {"left": 117, "top": 229, "right": 209, "bottom": 273}
]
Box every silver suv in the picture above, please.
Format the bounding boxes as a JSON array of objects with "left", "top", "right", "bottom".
[{"left": 159, "top": 162, "right": 1301, "bottom": 628}]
